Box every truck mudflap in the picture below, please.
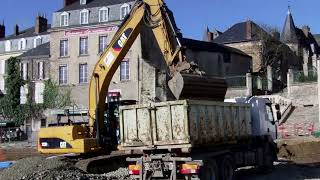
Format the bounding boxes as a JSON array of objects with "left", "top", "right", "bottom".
[{"left": 127, "top": 154, "right": 202, "bottom": 180}]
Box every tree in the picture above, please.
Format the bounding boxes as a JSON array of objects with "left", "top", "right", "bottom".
[
  {"left": 254, "top": 24, "right": 296, "bottom": 83},
  {"left": 0, "top": 57, "right": 25, "bottom": 124},
  {"left": 43, "top": 79, "right": 73, "bottom": 109}
]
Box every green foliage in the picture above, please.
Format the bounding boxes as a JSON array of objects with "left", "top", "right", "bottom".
[
  {"left": 43, "top": 79, "right": 73, "bottom": 109},
  {"left": 0, "top": 57, "right": 25, "bottom": 124},
  {"left": 0, "top": 57, "right": 74, "bottom": 125}
]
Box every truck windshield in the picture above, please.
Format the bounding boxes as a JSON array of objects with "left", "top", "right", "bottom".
[{"left": 266, "top": 105, "right": 274, "bottom": 122}]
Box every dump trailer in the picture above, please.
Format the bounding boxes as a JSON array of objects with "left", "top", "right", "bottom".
[{"left": 120, "top": 97, "right": 279, "bottom": 180}]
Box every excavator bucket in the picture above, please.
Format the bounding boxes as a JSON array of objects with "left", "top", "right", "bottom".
[{"left": 168, "top": 72, "right": 228, "bottom": 101}]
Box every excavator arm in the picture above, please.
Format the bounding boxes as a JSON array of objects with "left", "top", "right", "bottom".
[
  {"left": 88, "top": 0, "right": 187, "bottom": 142},
  {"left": 38, "top": 0, "right": 227, "bottom": 154}
]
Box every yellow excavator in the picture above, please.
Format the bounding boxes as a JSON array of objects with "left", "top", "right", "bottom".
[{"left": 38, "top": 0, "right": 226, "bottom": 154}]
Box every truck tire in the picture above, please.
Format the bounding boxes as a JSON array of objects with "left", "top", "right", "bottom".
[
  {"left": 200, "top": 160, "right": 219, "bottom": 180},
  {"left": 220, "top": 155, "right": 235, "bottom": 180}
]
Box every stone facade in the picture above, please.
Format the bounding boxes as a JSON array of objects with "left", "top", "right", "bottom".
[
  {"left": 280, "top": 9, "right": 320, "bottom": 77},
  {"left": 214, "top": 20, "right": 300, "bottom": 88},
  {"left": 0, "top": 16, "right": 50, "bottom": 94},
  {"left": 48, "top": 0, "right": 252, "bottom": 124}
]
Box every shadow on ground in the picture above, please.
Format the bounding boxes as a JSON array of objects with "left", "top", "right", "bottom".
[{"left": 236, "top": 161, "right": 320, "bottom": 180}]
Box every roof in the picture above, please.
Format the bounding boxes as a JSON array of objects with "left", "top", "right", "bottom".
[
  {"left": 20, "top": 42, "right": 50, "bottom": 58},
  {"left": 214, "top": 21, "right": 267, "bottom": 44},
  {"left": 280, "top": 10, "right": 298, "bottom": 43},
  {"left": 57, "top": 0, "right": 135, "bottom": 12},
  {"left": 2, "top": 25, "right": 50, "bottom": 41},
  {"left": 280, "top": 9, "right": 320, "bottom": 54},
  {"left": 182, "top": 38, "right": 251, "bottom": 58}
]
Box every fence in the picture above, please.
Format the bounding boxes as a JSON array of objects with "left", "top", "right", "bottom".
[{"left": 292, "top": 69, "right": 317, "bottom": 84}]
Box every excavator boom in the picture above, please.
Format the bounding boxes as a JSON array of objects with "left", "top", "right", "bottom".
[{"left": 38, "top": 0, "right": 227, "bottom": 154}]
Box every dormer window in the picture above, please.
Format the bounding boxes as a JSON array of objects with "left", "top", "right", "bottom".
[
  {"left": 60, "top": 12, "right": 69, "bottom": 27},
  {"left": 99, "top": 7, "right": 109, "bottom": 22},
  {"left": 120, "top": 3, "right": 131, "bottom": 20},
  {"left": 34, "top": 36, "right": 42, "bottom": 48},
  {"left": 80, "top": 0, "right": 86, "bottom": 5},
  {"left": 5, "top": 40, "right": 11, "bottom": 52},
  {"left": 80, "top": 9, "right": 89, "bottom": 25},
  {"left": 18, "top": 38, "right": 26, "bottom": 50}
]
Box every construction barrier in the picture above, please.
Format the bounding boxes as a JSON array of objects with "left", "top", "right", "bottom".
[{"left": 278, "top": 122, "right": 315, "bottom": 139}]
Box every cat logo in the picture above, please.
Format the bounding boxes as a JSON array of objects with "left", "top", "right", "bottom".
[{"left": 113, "top": 28, "right": 133, "bottom": 52}]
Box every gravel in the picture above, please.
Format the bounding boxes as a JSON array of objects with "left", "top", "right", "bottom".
[{"left": 0, "top": 157, "right": 130, "bottom": 180}]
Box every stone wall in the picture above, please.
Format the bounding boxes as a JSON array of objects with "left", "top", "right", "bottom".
[
  {"left": 224, "top": 41, "right": 262, "bottom": 72},
  {"left": 225, "top": 88, "right": 247, "bottom": 99}
]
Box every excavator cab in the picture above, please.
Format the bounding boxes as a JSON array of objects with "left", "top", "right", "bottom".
[{"left": 38, "top": 0, "right": 227, "bottom": 155}]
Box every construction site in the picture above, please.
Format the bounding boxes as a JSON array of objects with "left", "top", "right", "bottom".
[{"left": 1, "top": 0, "right": 320, "bottom": 179}]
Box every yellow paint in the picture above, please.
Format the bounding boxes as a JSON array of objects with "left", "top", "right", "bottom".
[{"left": 39, "top": 0, "right": 183, "bottom": 154}]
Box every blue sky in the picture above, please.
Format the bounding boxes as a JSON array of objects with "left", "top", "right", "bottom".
[{"left": 0, "top": 0, "right": 318, "bottom": 40}]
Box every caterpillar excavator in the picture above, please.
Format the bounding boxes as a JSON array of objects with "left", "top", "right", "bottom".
[{"left": 38, "top": 0, "right": 226, "bottom": 154}]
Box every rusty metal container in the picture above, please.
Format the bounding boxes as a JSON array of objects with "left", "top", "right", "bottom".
[{"left": 119, "top": 100, "right": 252, "bottom": 150}]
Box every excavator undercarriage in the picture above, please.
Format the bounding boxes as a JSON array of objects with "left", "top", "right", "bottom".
[{"left": 38, "top": 0, "right": 227, "bottom": 158}]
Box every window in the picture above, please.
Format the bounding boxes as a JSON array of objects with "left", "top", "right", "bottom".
[
  {"left": 34, "top": 36, "right": 42, "bottom": 48},
  {"left": 99, "top": 35, "right": 108, "bottom": 53},
  {"left": 59, "top": 65, "right": 68, "bottom": 85},
  {"left": 5, "top": 40, "right": 11, "bottom": 52},
  {"left": 0, "top": 60, "right": 5, "bottom": 75},
  {"left": 80, "top": 9, "right": 89, "bottom": 24},
  {"left": 80, "top": 0, "right": 86, "bottom": 5},
  {"left": 60, "top": 39, "right": 68, "bottom": 57},
  {"left": 35, "top": 82, "right": 45, "bottom": 104},
  {"left": 99, "top": 7, "right": 109, "bottom": 22},
  {"left": 21, "top": 63, "right": 28, "bottom": 80},
  {"left": 41, "top": 119, "right": 46, "bottom": 127},
  {"left": 18, "top": 38, "right": 26, "bottom": 50},
  {"left": 37, "top": 61, "right": 44, "bottom": 80},
  {"left": 120, "top": 4, "right": 131, "bottom": 20},
  {"left": 0, "top": 78, "right": 4, "bottom": 92},
  {"left": 79, "top": 37, "right": 88, "bottom": 55},
  {"left": 79, "top": 64, "right": 88, "bottom": 84},
  {"left": 120, "top": 59, "right": 129, "bottom": 81},
  {"left": 223, "top": 53, "right": 231, "bottom": 63},
  {"left": 60, "top": 12, "right": 69, "bottom": 26},
  {"left": 20, "top": 85, "right": 28, "bottom": 104}
]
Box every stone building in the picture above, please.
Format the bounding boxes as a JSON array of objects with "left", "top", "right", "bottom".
[
  {"left": 203, "top": 27, "right": 222, "bottom": 42},
  {"left": 48, "top": 0, "right": 252, "bottom": 123},
  {"left": 214, "top": 20, "right": 299, "bottom": 88},
  {"left": 280, "top": 8, "right": 320, "bottom": 76},
  {"left": 0, "top": 16, "right": 50, "bottom": 95},
  {"left": 49, "top": 0, "right": 137, "bottom": 122},
  {"left": 19, "top": 42, "right": 50, "bottom": 142}
]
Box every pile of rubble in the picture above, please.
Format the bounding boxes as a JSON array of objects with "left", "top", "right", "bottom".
[{"left": 0, "top": 156, "right": 130, "bottom": 180}]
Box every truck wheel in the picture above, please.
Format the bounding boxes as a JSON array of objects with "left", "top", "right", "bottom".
[
  {"left": 220, "top": 155, "right": 235, "bottom": 180},
  {"left": 200, "top": 160, "right": 219, "bottom": 180}
]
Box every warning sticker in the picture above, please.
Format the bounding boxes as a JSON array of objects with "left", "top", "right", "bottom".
[{"left": 104, "top": 51, "right": 115, "bottom": 67}]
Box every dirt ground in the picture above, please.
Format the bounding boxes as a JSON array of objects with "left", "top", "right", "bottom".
[
  {"left": 0, "top": 142, "right": 40, "bottom": 161},
  {"left": 2, "top": 138, "right": 320, "bottom": 180},
  {"left": 237, "top": 136, "right": 320, "bottom": 180}
]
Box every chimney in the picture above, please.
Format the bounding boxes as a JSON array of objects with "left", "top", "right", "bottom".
[
  {"left": 302, "top": 25, "right": 310, "bottom": 37},
  {"left": 246, "top": 20, "right": 252, "bottom": 40},
  {"left": 0, "top": 23, "right": 5, "bottom": 39},
  {"left": 271, "top": 31, "right": 280, "bottom": 41},
  {"left": 64, "top": 0, "right": 77, "bottom": 7},
  {"left": 35, "top": 15, "right": 48, "bottom": 34},
  {"left": 14, "top": 24, "right": 19, "bottom": 36}
]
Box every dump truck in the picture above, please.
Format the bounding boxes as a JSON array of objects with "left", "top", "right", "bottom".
[{"left": 120, "top": 97, "right": 280, "bottom": 179}]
